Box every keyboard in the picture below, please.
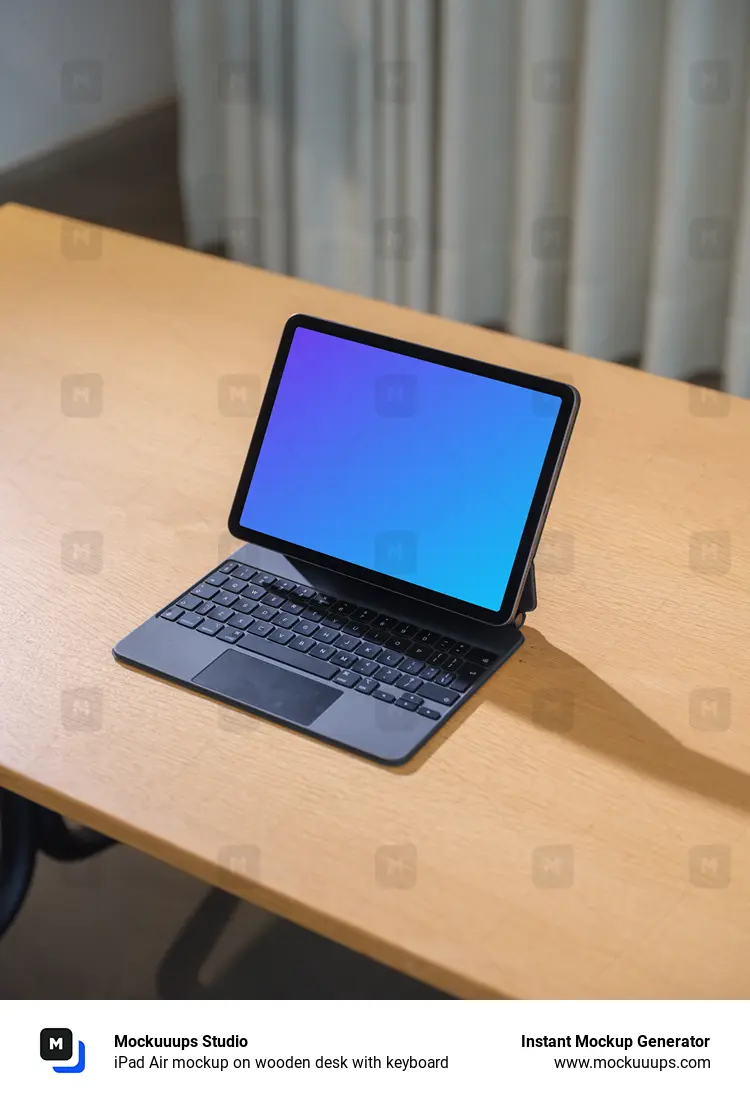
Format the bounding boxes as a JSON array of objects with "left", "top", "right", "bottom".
[{"left": 158, "top": 561, "right": 501, "bottom": 721}]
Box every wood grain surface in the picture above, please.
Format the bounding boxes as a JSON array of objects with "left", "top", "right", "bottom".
[{"left": 1, "top": 203, "right": 749, "bottom": 998}]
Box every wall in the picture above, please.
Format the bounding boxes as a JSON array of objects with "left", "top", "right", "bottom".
[{"left": 0, "top": 0, "right": 175, "bottom": 171}]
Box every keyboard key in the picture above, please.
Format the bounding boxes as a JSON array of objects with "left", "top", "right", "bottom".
[
  {"left": 434, "top": 671, "right": 454, "bottom": 686},
  {"left": 333, "top": 669, "right": 360, "bottom": 688},
  {"left": 300, "top": 607, "right": 323, "bottom": 622},
  {"left": 254, "top": 605, "right": 277, "bottom": 621},
  {"left": 314, "top": 626, "right": 340, "bottom": 644},
  {"left": 229, "top": 613, "right": 253, "bottom": 630},
  {"left": 219, "top": 562, "right": 237, "bottom": 574},
  {"left": 206, "top": 571, "right": 229, "bottom": 586},
  {"left": 272, "top": 578, "right": 297, "bottom": 593},
  {"left": 364, "top": 629, "right": 389, "bottom": 644},
  {"left": 374, "top": 615, "right": 397, "bottom": 630},
  {"left": 254, "top": 572, "right": 276, "bottom": 587},
  {"left": 400, "top": 692, "right": 423, "bottom": 706},
  {"left": 356, "top": 640, "right": 382, "bottom": 659},
  {"left": 415, "top": 629, "right": 438, "bottom": 645},
  {"left": 379, "top": 649, "right": 403, "bottom": 667},
  {"left": 209, "top": 606, "right": 235, "bottom": 623},
  {"left": 417, "top": 682, "right": 459, "bottom": 707},
  {"left": 245, "top": 584, "right": 266, "bottom": 601},
  {"left": 395, "top": 697, "right": 419, "bottom": 711},
  {"left": 420, "top": 665, "right": 439, "bottom": 681},
  {"left": 177, "top": 594, "right": 203, "bottom": 611},
  {"left": 196, "top": 600, "right": 214, "bottom": 615},
  {"left": 399, "top": 657, "right": 424, "bottom": 676},
  {"left": 232, "top": 565, "right": 257, "bottom": 581},
  {"left": 392, "top": 622, "right": 417, "bottom": 638},
  {"left": 342, "top": 621, "right": 364, "bottom": 636},
  {"left": 322, "top": 614, "right": 347, "bottom": 629},
  {"left": 273, "top": 612, "right": 298, "bottom": 629},
  {"left": 355, "top": 677, "right": 378, "bottom": 695},
  {"left": 335, "top": 634, "right": 360, "bottom": 652},
  {"left": 160, "top": 605, "right": 183, "bottom": 621},
  {"left": 294, "top": 619, "right": 319, "bottom": 635},
  {"left": 269, "top": 627, "right": 294, "bottom": 645},
  {"left": 191, "top": 583, "right": 219, "bottom": 600},
  {"left": 234, "top": 596, "right": 258, "bottom": 614},
  {"left": 332, "top": 601, "right": 354, "bottom": 615},
  {"left": 437, "top": 651, "right": 461, "bottom": 668},
  {"left": 353, "top": 658, "right": 379, "bottom": 677},
  {"left": 373, "top": 689, "right": 395, "bottom": 704},
  {"left": 406, "top": 643, "right": 432, "bottom": 661},
  {"left": 351, "top": 607, "right": 376, "bottom": 623},
  {"left": 467, "top": 648, "right": 497, "bottom": 668},
  {"left": 262, "top": 593, "right": 285, "bottom": 608},
  {"left": 332, "top": 651, "right": 357, "bottom": 668},
  {"left": 311, "top": 643, "right": 336, "bottom": 661},
  {"left": 236, "top": 632, "right": 338, "bottom": 680},
  {"left": 418, "top": 706, "right": 440, "bottom": 720},
  {"left": 451, "top": 642, "right": 471, "bottom": 657},
  {"left": 396, "top": 674, "right": 422, "bottom": 693},
  {"left": 432, "top": 651, "right": 458, "bottom": 669},
  {"left": 217, "top": 626, "right": 243, "bottom": 644},
  {"left": 222, "top": 577, "right": 247, "bottom": 594},
  {"left": 214, "top": 591, "right": 238, "bottom": 607},
  {"left": 294, "top": 585, "right": 316, "bottom": 600},
  {"left": 435, "top": 637, "right": 453, "bottom": 651},
  {"left": 289, "top": 635, "right": 315, "bottom": 652},
  {"left": 311, "top": 594, "right": 333, "bottom": 609},
  {"left": 375, "top": 666, "right": 400, "bottom": 685},
  {"left": 282, "top": 600, "right": 304, "bottom": 615},
  {"left": 197, "top": 619, "right": 222, "bottom": 636},
  {"left": 248, "top": 620, "right": 274, "bottom": 637},
  {"left": 388, "top": 637, "right": 410, "bottom": 652},
  {"left": 177, "top": 611, "right": 202, "bottom": 629}
]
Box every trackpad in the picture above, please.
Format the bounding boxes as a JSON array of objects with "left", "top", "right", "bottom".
[{"left": 193, "top": 649, "right": 342, "bottom": 725}]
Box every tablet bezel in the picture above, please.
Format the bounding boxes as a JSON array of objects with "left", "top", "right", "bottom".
[{"left": 228, "top": 313, "right": 579, "bottom": 626}]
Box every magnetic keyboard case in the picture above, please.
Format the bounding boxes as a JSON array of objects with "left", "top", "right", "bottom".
[{"left": 114, "top": 543, "right": 529, "bottom": 765}]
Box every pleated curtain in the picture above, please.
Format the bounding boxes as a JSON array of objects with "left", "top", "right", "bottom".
[{"left": 172, "top": 0, "right": 750, "bottom": 395}]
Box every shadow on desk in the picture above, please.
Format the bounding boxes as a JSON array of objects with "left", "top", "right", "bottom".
[{"left": 464, "top": 626, "right": 750, "bottom": 817}]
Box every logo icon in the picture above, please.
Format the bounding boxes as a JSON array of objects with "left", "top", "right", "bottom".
[{"left": 40, "top": 1028, "right": 86, "bottom": 1073}]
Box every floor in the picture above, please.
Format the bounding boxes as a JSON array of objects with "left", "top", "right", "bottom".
[{"left": 0, "top": 104, "right": 446, "bottom": 999}]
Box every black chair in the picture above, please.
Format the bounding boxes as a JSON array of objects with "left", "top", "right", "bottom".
[{"left": 0, "top": 789, "right": 115, "bottom": 939}]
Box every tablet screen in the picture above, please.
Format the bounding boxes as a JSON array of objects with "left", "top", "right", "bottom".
[{"left": 238, "top": 325, "right": 562, "bottom": 612}]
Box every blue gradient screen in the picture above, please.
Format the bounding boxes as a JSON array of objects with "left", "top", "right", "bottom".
[{"left": 239, "top": 327, "right": 561, "bottom": 611}]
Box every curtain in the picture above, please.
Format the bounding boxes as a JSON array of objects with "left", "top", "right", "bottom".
[{"left": 172, "top": 0, "right": 750, "bottom": 396}]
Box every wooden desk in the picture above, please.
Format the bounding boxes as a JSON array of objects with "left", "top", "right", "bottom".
[{"left": 1, "top": 203, "right": 749, "bottom": 998}]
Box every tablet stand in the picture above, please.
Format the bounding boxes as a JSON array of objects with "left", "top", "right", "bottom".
[{"left": 514, "top": 562, "right": 537, "bottom": 625}]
